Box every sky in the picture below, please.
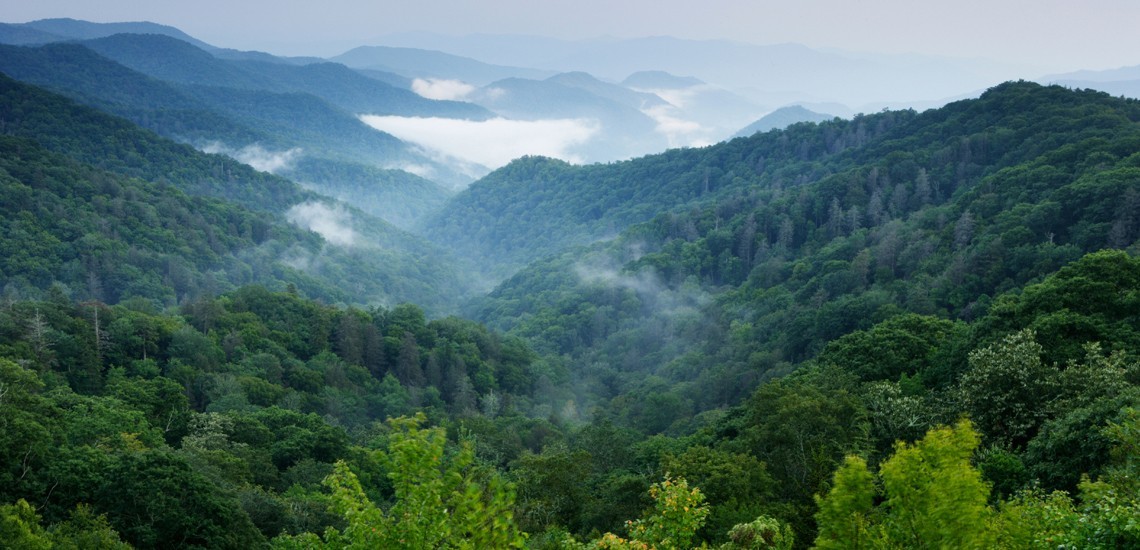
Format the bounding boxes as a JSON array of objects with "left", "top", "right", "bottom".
[{"left": 5, "top": 0, "right": 1140, "bottom": 73}]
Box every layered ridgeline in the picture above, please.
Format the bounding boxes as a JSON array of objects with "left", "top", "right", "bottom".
[
  {"left": 462, "top": 82, "right": 1140, "bottom": 430},
  {"left": 0, "top": 73, "right": 472, "bottom": 312},
  {"left": 1, "top": 75, "right": 1139, "bottom": 548},
  {"left": 0, "top": 36, "right": 481, "bottom": 228},
  {"left": 427, "top": 82, "right": 1140, "bottom": 281}
]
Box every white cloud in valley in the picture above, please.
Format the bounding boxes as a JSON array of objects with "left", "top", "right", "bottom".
[
  {"left": 200, "top": 142, "right": 302, "bottom": 174},
  {"left": 573, "top": 252, "right": 711, "bottom": 319},
  {"left": 641, "top": 105, "right": 714, "bottom": 148},
  {"left": 360, "top": 115, "right": 599, "bottom": 168},
  {"left": 411, "top": 78, "right": 476, "bottom": 101},
  {"left": 285, "top": 202, "right": 359, "bottom": 247}
]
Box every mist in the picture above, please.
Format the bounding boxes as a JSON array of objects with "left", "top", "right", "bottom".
[
  {"left": 641, "top": 105, "right": 716, "bottom": 148},
  {"left": 201, "top": 142, "right": 303, "bottom": 174},
  {"left": 285, "top": 201, "right": 359, "bottom": 247},
  {"left": 411, "top": 78, "right": 477, "bottom": 101},
  {"left": 360, "top": 115, "right": 599, "bottom": 168},
  {"left": 573, "top": 246, "right": 711, "bottom": 321}
]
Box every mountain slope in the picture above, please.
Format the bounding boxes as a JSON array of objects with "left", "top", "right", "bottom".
[
  {"left": 20, "top": 17, "right": 216, "bottom": 50},
  {"left": 456, "top": 82, "right": 1140, "bottom": 428},
  {"left": 0, "top": 73, "right": 472, "bottom": 311},
  {"left": 0, "top": 42, "right": 270, "bottom": 147},
  {"left": 546, "top": 71, "right": 669, "bottom": 111},
  {"left": 0, "top": 40, "right": 468, "bottom": 212},
  {"left": 428, "top": 82, "right": 1140, "bottom": 283},
  {"left": 80, "top": 33, "right": 490, "bottom": 120},
  {"left": 734, "top": 105, "right": 834, "bottom": 137}
]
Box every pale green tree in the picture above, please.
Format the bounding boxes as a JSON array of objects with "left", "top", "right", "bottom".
[
  {"left": 271, "top": 413, "right": 525, "bottom": 549},
  {"left": 813, "top": 421, "right": 995, "bottom": 549},
  {"left": 566, "top": 476, "right": 710, "bottom": 550},
  {"left": 813, "top": 456, "right": 875, "bottom": 550}
]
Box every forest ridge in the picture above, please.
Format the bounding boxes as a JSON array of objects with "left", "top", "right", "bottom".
[{"left": 0, "top": 19, "right": 1139, "bottom": 549}]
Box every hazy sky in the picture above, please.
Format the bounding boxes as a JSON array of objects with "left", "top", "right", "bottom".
[{"left": 5, "top": 0, "right": 1139, "bottom": 73}]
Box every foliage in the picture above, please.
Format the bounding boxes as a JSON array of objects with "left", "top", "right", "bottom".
[
  {"left": 958, "top": 329, "right": 1058, "bottom": 448},
  {"left": 877, "top": 421, "right": 994, "bottom": 548},
  {"left": 566, "top": 476, "right": 710, "bottom": 550},
  {"left": 721, "top": 515, "right": 795, "bottom": 550},
  {"left": 0, "top": 72, "right": 473, "bottom": 312},
  {"left": 812, "top": 456, "right": 875, "bottom": 550},
  {"left": 3, "top": 48, "right": 1140, "bottom": 548},
  {"left": 815, "top": 421, "right": 994, "bottom": 548},
  {"left": 271, "top": 413, "right": 525, "bottom": 549}
]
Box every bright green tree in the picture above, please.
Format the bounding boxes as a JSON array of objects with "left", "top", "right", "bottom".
[
  {"left": 812, "top": 456, "right": 875, "bottom": 550},
  {"left": 565, "top": 476, "right": 709, "bottom": 550},
  {"left": 271, "top": 413, "right": 525, "bottom": 549},
  {"left": 0, "top": 499, "right": 52, "bottom": 550},
  {"left": 878, "top": 420, "right": 994, "bottom": 548},
  {"left": 813, "top": 421, "right": 994, "bottom": 549}
]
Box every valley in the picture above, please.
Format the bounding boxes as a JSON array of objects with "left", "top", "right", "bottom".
[{"left": 0, "top": 12, "right": 1138, "bottom": 549}]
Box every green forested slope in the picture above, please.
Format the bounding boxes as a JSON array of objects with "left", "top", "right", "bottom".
[
  {"left": 0, "top": 287, "right": 544, "bottom": 548},
  {"left": 0, "top": 40, "right": 470, "bottom": 212},
  {"left": 0, "top": 73, "right": 472, "bottom": 311},
  {"left": 468, "top": 82, "right": 1140, "bottom": 429},
  {"left": 0, "top": 70, "right": 310, "bottom": 213},
  {"left": 428, "top": 82, "right": 1140, "bottom": 282},
  {"left": 1, "top": 77, "right": 1139, "bottom": 549},
  {"left": 0, "top": 253, "right": 1136, "bottom": 548}
]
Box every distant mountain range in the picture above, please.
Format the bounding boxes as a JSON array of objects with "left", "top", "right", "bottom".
[
  {"left": 0, "top": 31, "right": 479, "bottom": 225},
  {"left": 331, "top": 45, "right": 552, "bottom": 86},
  {"left": 1041, "top": 64, "right": 1140, "bottom": 100},
  {"left": 371, "top": 32, "right": 1032, "bottom": 107},
  {"left": 5, "top": 17, "right": 1136, "bottom": 247},
  {"left": 734, "top": 105, "right": 835, "bottom": 137}
]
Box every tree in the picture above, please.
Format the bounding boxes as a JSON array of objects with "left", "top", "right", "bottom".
[
  {"left": 272, "top": 413, "right": 526, "bottom": 549},
  {"left": 660, "top": 445, "right": 774, "bottom": 543},
  {"left": 0, "top": 499, "right": 52, "bottom": 550},
  {"left": 814, "top": 421, "right": 995, "bottom": 549},
  {"left": 877, "top": 421, "right": 993, "bottom": 548},
  {"left": 97, "top": 450, "right": 264, "bottom": 548},
  {"left": 813, "top": 456, "right": 875, "bottom": 550},
  {"left": 722, "top": 515, "right": 795, "bottom": 549},
  {"left": 47, "top": 503, "right": 132, "bottom": 549},
  {"left": 733, "top": 365, "right": 868, "bottom": 540},
  {"left": 566, "top": 476, "right": 710, "bottom": 550},
  {"left": 394, "top": 332, "right": 423, "bottom": 387},
  {"left": 953, "top": 210, "right": 975, "bottom": 250},
  {"left": 0, "top": 359, "right": 54, "bottom": 504},
  {"left": 958, "top": 329, "right": 1058, "bottom": 448}
]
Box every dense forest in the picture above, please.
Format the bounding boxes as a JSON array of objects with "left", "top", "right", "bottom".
[
  {"left": 1, "top": 41, "right": 1139, "bottom": 549},
  {"left": 0, "top": 72, "right": 476, "bottom": 313}
]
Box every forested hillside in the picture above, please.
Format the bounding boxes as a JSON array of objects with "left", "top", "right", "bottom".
[
  {"left": 0, "top": 39, "right": 472, "bottom": 219},
  {"left": 0, "top": 73, "right": 472, "bottom": 311},
  {"left": 1, "top": 43, "right": 1139, "bottom": 550},
  {"left": 467, "top": 82, "right": 1140, "bottom": 429},
  {"left": 427, "top": 82, "right": 1140, "bottom": 281}
]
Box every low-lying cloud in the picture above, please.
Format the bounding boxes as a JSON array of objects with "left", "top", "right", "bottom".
[
  {"left": 642, "top": 105, "right": 715, "bottom": 148},
  {"left": 286, "top": 202, "right": 359, "bottom": 247},
  {"left": 360, "top": 115, "right": 599, "bottom": 168},
  {"left": 200, "top": 143, "right": 303, "bottom": 174},
  {"left": 573, "top": 248, "right": 710, "bottom": 319},
  {"left": 411, "top": 78, "right": 476, "bottom": 101}
]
